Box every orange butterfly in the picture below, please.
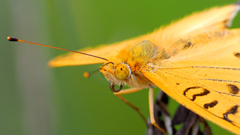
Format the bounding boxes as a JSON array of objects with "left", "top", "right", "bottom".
[{"left": 8, "top": 2, "right": 240, "bottom": 134}]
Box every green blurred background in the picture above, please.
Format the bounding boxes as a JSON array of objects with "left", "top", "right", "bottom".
[{"left": 2, "top": 0, "right": 239, "bottom": 135}]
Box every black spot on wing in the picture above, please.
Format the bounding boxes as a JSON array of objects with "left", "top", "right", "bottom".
[
  {"left": 183, "top": 86, "right": 201, "bottom": 95},
  {"left": 223, "top": 105, "right": 238, "bottom": 122},
  {"left": 183, "top": 42, "right": 192, "bottom": 49},
  {"left": 204, "top": 100, "right": 218, "bottom": 109},
  {"left": 183, "top": 87, "right": 210, "bottom": 101},
  {"left": 191, "top": 89, "right": 210, "bottom": 101},
  {"left": 227, "top": 84, "right": 239, "bottom": 94},
  {"left": 234, "top": 52, "right": 240, "bottom": 58}
]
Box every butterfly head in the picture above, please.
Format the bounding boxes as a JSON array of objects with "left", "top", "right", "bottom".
[{"left": 99, "top": 62, "right": 132, "bottom": 92}]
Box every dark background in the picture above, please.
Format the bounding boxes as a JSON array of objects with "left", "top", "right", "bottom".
[{"left": 2, "top": 0, "right": 239, "bottom": 135}]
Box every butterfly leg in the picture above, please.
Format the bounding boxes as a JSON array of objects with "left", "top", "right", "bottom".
[
  {"left": 114, "top": 87, "right": 143, "bottom": 95},
  {"left": 149, "top": 87, "right": 166, "bottom": 134},
  {"left": 113, "top": 88, "right": 148, "bottom": 126}
]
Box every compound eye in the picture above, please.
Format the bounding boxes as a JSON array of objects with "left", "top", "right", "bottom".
[{"left": 114, "top": 63, "right": 131, "bottom": 80}]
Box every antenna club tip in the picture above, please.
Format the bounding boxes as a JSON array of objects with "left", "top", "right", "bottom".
[
  {"left": 83, "top": 72, "right": 91, "bottom": 78},
  {"left": 7, "top": 36, "right": 19, "bottom": 41}
]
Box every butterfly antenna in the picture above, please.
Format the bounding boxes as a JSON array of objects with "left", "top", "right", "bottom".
[
  {"left": 7, "top": 36, "right": 108, "bottom": 61},
  {"left": 83, "top": 69, "right": 99, "bottom": 78}
]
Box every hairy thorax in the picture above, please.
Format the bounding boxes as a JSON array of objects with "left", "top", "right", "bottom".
[{"left": 99, "top": 40, "right": 168, "bottom": 89}]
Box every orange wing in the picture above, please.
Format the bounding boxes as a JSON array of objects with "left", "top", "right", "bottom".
[
  {"left": 142, "top": 29, "right": 240, "bottom": 134},
  {"left": 48, "top": 3, "right": 240, "bottom": 67}
]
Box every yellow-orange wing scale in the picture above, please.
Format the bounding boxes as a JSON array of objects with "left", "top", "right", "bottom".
[{"left": 48, "top": 3, "right": 240, "bottom": 67}]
